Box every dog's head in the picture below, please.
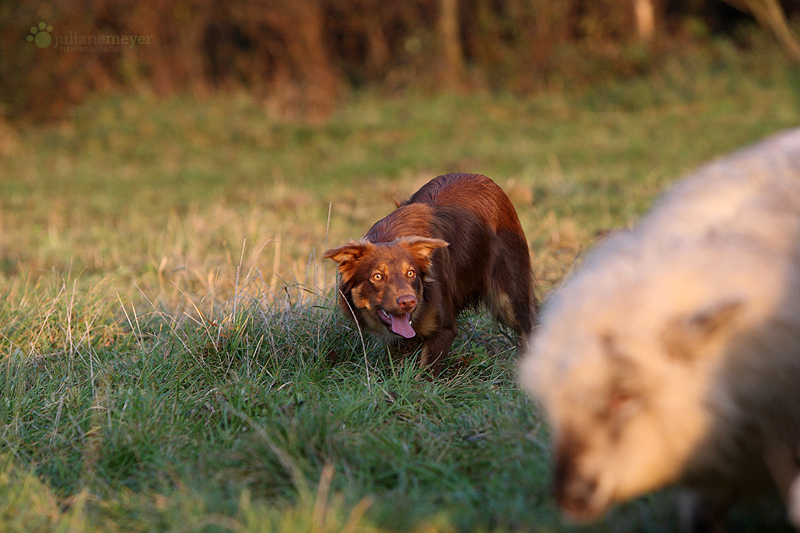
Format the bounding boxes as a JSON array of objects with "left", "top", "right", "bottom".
[{"left": 324, "top": 237, "right": 448, "bottom": 339}]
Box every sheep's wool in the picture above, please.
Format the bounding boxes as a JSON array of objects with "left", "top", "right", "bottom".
[{"left": 519, "top": 128, "right": 800, "bottom": 525}]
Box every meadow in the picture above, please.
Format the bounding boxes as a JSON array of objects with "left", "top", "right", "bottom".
[{"left": 1, "top": 37, "right": 799, "bottom": 531}]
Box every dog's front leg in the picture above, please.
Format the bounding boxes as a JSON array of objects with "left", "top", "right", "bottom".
[{"left": 420, "top": 327, "right": 458, "bottom": 376}]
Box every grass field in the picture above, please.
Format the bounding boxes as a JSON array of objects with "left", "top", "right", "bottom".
[{"left": 2, "top": 37, "right": 800, "bottom": 531}]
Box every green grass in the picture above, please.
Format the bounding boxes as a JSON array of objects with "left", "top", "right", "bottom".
[{"left": 1, "top": 36, "right": 800, "bottom": 531}]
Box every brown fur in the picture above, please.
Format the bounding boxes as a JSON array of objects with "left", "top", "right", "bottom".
[{"left": 325, "top": 173, "right": 537, "bottom": 374}]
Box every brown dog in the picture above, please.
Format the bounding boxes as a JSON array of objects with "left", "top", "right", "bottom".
[{"left": 324, "top": 173, "right": 537, "bottom": 374}]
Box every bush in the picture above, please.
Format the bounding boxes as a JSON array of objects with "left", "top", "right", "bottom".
[{"left": 3, "top": 0, "right": 787, "bottom": 122}]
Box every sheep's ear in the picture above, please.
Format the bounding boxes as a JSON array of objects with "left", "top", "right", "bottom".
[{"left": 660, "top": 299, "right": 744, "bottom": 362}]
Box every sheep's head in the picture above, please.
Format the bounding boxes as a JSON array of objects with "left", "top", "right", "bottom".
[{"left": 520, "top": 292, "right": 745, "bottom": 521}]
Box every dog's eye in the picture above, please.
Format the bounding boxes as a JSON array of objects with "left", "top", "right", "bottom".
[
  {"left": 371, "top": 273, "right": 383, "bottom": 282},
  {"left": 406, "top": 269, "right": 416, "bottom": 278}
]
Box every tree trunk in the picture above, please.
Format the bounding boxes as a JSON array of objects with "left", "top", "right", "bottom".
[
  {"left": 724, "top": 0, "right": 800, "bottom": 61},
  {"left": 439, "top": 0, "right": 464, "bottom": 84},
  {"left": 633, "top": 0, "right": 656, "bottom": 42}
]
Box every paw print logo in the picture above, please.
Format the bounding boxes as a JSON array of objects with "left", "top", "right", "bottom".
[{"left": 27, "top": 22, "right": 53, "bottom": 48}]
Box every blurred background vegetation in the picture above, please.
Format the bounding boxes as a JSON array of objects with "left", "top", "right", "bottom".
[{"left": 3, "top": 0, "right": 800, "bottom": 122}]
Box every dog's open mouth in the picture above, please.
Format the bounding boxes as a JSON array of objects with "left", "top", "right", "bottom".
[{"left": 378, "top": 309, "right": 416, "bottom": 338}]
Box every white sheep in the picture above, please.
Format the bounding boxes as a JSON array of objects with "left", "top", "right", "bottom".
[{"left": 519, "top": 128, "right": 800, "bottom": 530}]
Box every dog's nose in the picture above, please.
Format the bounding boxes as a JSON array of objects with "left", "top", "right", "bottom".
[{"left": 396, "top": 295, "right": 417, "bottom": 312}]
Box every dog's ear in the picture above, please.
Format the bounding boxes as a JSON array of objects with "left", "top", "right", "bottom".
[
  {"left": 398, "top": 237, "right": 449, "bottom": 270},
  {"left": 323, "top": 241, "right": 373, "bottom": 280}
]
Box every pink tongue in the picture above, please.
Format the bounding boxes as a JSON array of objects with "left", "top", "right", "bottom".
[{"left": 390, "top": 314, "right": 416, "bottom": 338}]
